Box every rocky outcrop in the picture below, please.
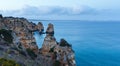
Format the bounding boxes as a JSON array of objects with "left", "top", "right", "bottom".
[
  {"left": 0, "top": 16, "right": 43, "bottom": 66},
  {"left": 46, "top": 23, "right": 54, "bottom": 36},
  {"left": 0, "top": 16, "right": 39, "bottom": 53},
  {"left": 0, "top": 15, "right": 76, "bottom": 66},
  {"left": 41, "top": 23, "right": 76, "bottom": 66},
  {"left": 27, "top": 22, "right": 38, "bottom": 31},
  {"left": 37, "top": 22, "right": 44, "bottom": 34},
  {"left": 41, "top": 34, "right": 57, "bottom": 55},
  {"left": 41, "top": 23, "right": 56, "bottom": 54},
  {"left": 54, "top": 39, "right": 76, "bottom": 66}
]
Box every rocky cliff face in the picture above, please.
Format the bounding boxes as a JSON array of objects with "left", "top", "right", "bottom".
[
  {"left": 0, "top": 15, "right": 76, "bottom": 66},
  {"left": 0, "top": 16, "right": 45, "bottom": 66},
  {"left": 0, "top": 17, "right": 40, "bottom": 53}
]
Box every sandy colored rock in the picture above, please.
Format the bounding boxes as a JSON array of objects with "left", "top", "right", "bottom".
[{"left": 46, "top": 23, "right": 54, "bottom": 36}]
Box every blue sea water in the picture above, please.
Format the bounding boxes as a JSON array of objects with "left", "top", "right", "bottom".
[{"left": 30, "top": 20, "right": 120, "bottom": 66}]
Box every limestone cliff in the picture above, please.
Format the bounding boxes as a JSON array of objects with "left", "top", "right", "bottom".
[
  {"left": 0, "top": 15, "right": 76, "bottom": 66},
  {"left": 0, "top": 15, "right": 44, "bottom": 66},
  {"left": 0, "top": 16, "right": 40, "bottom": 53}
]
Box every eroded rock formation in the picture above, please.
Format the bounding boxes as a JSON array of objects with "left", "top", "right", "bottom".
[
  {"left": 0, "top": 15, "right": 76, "bottom": 66},
  {"left": 0, "top": 17, "right": 39, "bottom": 53},
  {"left": 37, "top": 22, "right": 44, "bottom": 34},
  {"left": 46, "top": 23, "right": 54, "bottom": 36},
  {"left": 41, "top": 23, "right": 76, "bottom": 66}
]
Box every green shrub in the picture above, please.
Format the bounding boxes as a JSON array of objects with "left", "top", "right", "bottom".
[
  {"left": 0, "top": 58, "right": 21, "bottom": 66},
  {"left": 18, "top": 43, "right": 22, "bottom": 49},
  {"left": 49, "top": 46, "right": 55, "bottom": 52},
  {"left": 19, "top": 50, "right": 27, "bottom": 57},
  {"left": 0, "top": 29, "right": 13, "bottom": 43},
  {"left": 11, "top": 47, "right": 27, "bottom": 57},
  {"left": 53, "top": 60, "right": 61, "bottom": 66},
  {"left": 26, "top": 48, "right": 37, "bottom": 59}
]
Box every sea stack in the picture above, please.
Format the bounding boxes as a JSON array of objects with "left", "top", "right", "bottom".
[
  {"left": 41, "top": 23, "right": 57, "bottom": 55},
  {"left": 46, "top": 23, "right": 54, "bottom": 36},
  {"left": 37, "top": 22, "right": 44, "bottom": 34},
  {"left": 41, "top": 23, "right": 76, "bottom": 66}
]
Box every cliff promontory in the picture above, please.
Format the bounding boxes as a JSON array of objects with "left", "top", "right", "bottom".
[{"left": 0, "top": 15, "right": 76, "bottom": 66}]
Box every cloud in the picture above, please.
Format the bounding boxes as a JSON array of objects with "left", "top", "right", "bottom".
[
  {"left": 20, "top": 6, "right": 70, "bottom": 15},
  {"left": 0, "top": 5, "right": 120, "bottom": 20},
  {"left": 0, "top": 5, "right": 97, "bottom": 16}
]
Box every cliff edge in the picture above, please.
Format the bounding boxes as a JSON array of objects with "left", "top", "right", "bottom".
[{"left": 0, "top": 15, "right": 76, "bottom": 66}]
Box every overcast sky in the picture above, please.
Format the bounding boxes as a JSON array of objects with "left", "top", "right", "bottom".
[{"left": 0, "top": 0, "right": 120, "bottom": 20}]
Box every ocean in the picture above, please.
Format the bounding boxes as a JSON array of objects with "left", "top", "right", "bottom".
[{"left": 30, "top": 20, "right": 120, "bottom": 66}]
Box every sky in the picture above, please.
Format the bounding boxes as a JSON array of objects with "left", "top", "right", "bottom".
[{"left": 0, "top": 0, "right": 120, "bottom": 20}]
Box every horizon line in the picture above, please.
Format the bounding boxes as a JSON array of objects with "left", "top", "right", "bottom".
[{"left": 28, "top": 19, "right": 120, "bottom": 22}]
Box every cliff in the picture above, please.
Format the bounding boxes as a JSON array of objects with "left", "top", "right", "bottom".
[{"left": 0, "top": 15, "right": 76, "bottom": 66}]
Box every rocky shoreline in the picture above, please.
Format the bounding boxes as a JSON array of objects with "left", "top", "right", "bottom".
[{"left": 0, "top": 15, "right": 76, "bottom": 66}]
